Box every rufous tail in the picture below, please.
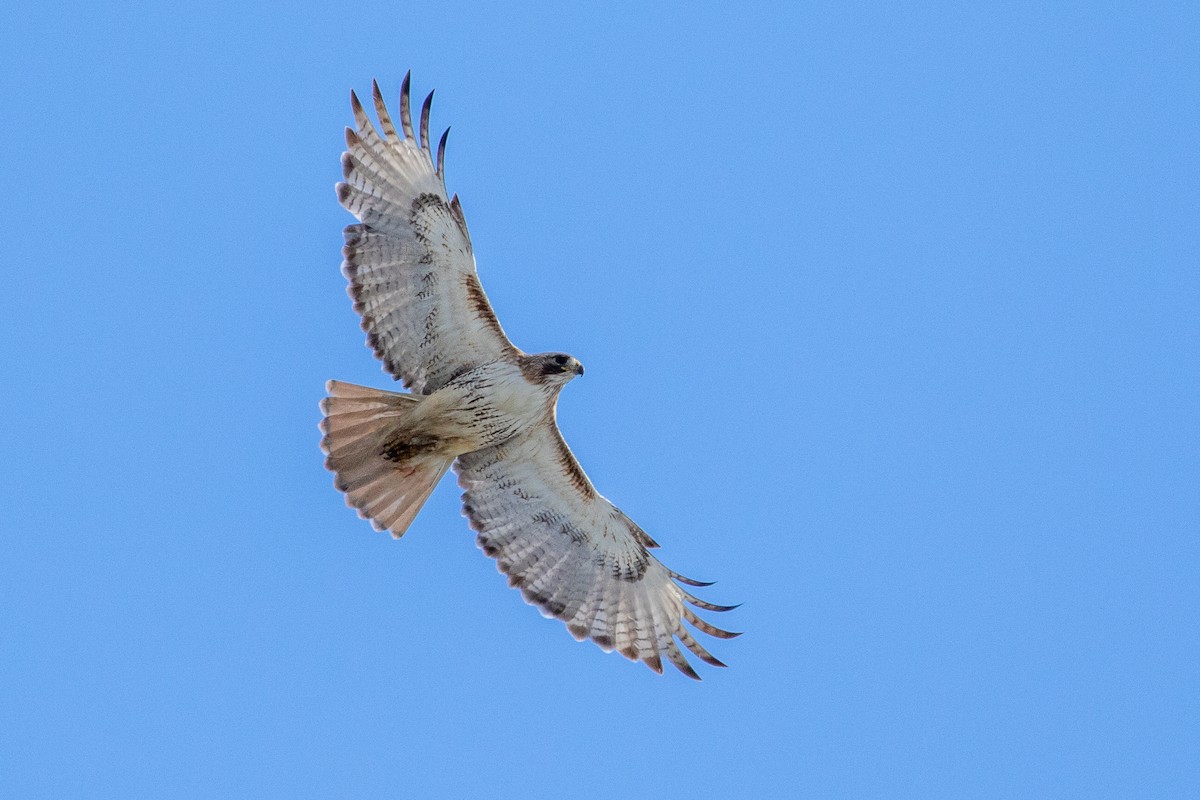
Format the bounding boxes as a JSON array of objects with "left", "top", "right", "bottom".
[{"left": 320, "top": 380, "right": 453, "bottom": 538}]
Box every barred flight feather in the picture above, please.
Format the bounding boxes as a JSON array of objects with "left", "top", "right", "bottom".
[{"left": 326, "top": 73, "right": 738, "bottom": 679}]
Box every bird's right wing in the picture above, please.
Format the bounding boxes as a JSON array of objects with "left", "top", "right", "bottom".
[
  {"left": 337, "top": 73, "right": 519, "bottom": 395},
  {"left": 456, "top": 419, "right": 740, "bottom": 679}
]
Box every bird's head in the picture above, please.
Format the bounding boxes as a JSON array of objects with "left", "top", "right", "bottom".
[{"left": 528, "top": 352, "right": 584, "bottom": 388}]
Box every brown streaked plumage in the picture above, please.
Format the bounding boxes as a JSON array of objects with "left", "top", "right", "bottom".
[{"left": 322, "top": 71, "right": 738, "bottom": 679}]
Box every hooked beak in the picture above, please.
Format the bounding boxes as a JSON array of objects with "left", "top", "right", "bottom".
[{"left": 575, "top": 361, "right": 585, "bottom": 376}]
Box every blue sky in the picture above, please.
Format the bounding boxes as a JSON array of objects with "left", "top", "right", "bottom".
[{"left": 2, "top": 1, "right": 1197, "bottom": 797}]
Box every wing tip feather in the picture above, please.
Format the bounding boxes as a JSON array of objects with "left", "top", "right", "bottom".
[
  {"left": 371, "top": 78, "right": 397, "bottom": 140},
  {"left": 670, "top": 570, "right": 716, "bottom": 587},
  {"left": 436, "top": 126, "right": 449, "bottom": 177},
  {"left": 420, "top": 90, "right": 434, "bottom": 151},
  {"left": 400, "top": 71, "right": 414, "bottom": 140}
]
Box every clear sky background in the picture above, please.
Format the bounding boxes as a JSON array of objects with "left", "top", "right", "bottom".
[{"left": 2, "top": 2, "right": 1197, "bottom": 797}]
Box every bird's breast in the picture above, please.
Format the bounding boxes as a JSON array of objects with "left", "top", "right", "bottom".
[{"left": 431, "top": 361, "right": 550, "bottom": 450}]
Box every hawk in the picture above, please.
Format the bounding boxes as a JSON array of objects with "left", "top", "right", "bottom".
[{"left": 322, "top": 73, "right": 739, "bottom": 678}]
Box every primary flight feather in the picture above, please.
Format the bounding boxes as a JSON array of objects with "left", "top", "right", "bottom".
[{"left": 322, "top": 72, "right": 739, "bottom": 678}]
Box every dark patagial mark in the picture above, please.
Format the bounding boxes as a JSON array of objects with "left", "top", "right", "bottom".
[
  {"left": 462, "top": 273, "right": 511, "bottom": 345},
  {"left": 551, "top": 434, "right": 596, "bottom": 500}
]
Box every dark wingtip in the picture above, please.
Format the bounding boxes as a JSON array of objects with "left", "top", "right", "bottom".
[
  {"left": 419, "top": 90, "right": 434, "bottom": 151},
  {"left": 684, "top": 594, "right": 741, "bottom": 613},
  {"left": 701, "top": 601, "right": 741, "bottom": 613},
  {"left": 670, "top": 570, "right": 716, "bottom": 587},
  {"left": 683, "top": 606, "right": 743, "bottom": 640},
  {"left": 704, "top": 626, "right": 744, "bottom": 640},
  {"left": 400, "top": 71, "right": 414, "bottom": 139},
  {"left": 370, "top": 78, "right": 399, "bottom": 140},
  {"left": 436, "top": 126, "right": 449, "bottom": 177}
]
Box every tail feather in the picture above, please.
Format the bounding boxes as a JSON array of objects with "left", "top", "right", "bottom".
[{"left": 320, "top": 380, "right": 453, "bottom": 538}]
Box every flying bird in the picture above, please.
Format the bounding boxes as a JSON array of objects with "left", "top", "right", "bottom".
[{"left": 322, "top": 73, "right": 739, "bottom": 678}]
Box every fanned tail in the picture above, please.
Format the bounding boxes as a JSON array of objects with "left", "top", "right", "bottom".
[{"left": 320, "top": 380, "right": 453, "bottom": 538}]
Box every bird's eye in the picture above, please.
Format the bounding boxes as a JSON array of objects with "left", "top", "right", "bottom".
[{"left": 554, "top": 355, "right": 568, "bottom": 365}]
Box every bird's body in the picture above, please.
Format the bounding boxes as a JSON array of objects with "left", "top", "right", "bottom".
[
  {"left": 322, "top": 73, "right": 738, "bottom": 678},
  {"left": 412, "top": 356, "right": 578, "bottom": 455}
]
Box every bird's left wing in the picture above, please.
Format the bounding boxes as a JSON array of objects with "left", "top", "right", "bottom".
[
  {"left": 456, "top": 420, "right": 739, "bottom": 679},
  {"left": 337, "top": 73, "right": 519, "bottom": 395}
]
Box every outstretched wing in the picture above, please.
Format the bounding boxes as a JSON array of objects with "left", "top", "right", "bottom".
[
  {"left": 337, "top": 73, "right": 519, "bottom": 395},
  {"left": 456, "top": 420, "right": 740, "bottom": 679}
]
